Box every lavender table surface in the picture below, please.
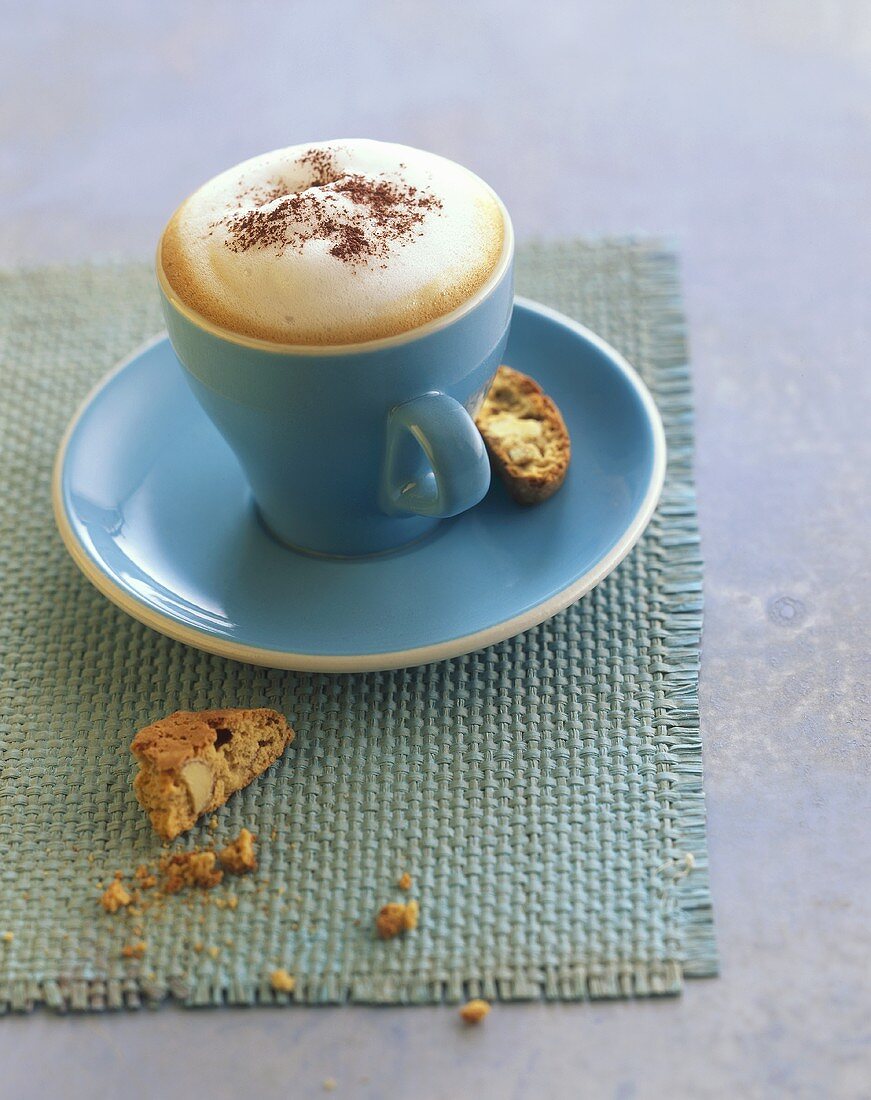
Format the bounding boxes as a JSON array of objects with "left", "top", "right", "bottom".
[{"left": 2, "top": 3, "right": 870, "bottom": 1097}]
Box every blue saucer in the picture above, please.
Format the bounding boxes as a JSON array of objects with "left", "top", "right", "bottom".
[{"left": 53, "top": 298, "right": 665, "bottom": 672}]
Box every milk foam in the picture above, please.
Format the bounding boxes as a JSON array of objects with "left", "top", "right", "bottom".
[{"left": 160, "top": 140, "right": 505, "bottom": 345}]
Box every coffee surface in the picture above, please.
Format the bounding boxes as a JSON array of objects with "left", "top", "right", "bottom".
[{"left": 160, "top": 140, "right": 505, "bottom": 345}]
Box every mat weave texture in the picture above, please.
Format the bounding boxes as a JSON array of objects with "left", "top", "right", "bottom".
[{"left": 0, "top": 242, "right": 716, "bottom": 1012}]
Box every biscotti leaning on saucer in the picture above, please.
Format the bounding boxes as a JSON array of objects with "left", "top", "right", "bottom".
[
  {"left": 131, "top": 708, "right": 294, "bottom": 840},
  {"left": 475, "top": 365, "right": 571, "bottom": 505}
]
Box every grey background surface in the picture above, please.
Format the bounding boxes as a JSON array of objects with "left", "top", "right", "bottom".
[{"left": 2, "top": 2, "right": 870, "bottom": 1097}]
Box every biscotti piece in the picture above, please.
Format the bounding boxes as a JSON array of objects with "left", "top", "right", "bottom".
[
  {"left": 475, "top": 365, "right": 571, "bottom": 504},
  {"left": 131, "top": 708, "right": 294, "bottom": 840}
]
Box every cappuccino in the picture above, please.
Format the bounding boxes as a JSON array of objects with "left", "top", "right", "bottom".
[{"left": 159, "top": 140, "right": 505, "bottom": 346}]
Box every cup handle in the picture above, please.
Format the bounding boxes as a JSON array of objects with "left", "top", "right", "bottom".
[{"left": 381, "top": 392, "right": 491, "bottom": 518}]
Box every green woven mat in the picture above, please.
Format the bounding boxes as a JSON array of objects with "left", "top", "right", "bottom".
[{"left": 0, "top": 242, "right": 716, "bottom": 1012}]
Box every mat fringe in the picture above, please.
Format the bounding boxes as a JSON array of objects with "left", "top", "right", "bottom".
[
  {"left": 0, "top": 960, "right": 687, "bottom": 1013},
  {"left": 635, "top": 243, "right": 717, "bottom": 979}
]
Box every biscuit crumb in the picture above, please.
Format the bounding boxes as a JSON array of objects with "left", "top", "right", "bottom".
[
  {"left": 323, "top": 1080, "right": 337, "bottom": 1092},
  {"left": 270, "top": 968, "right": 296, "bottom": 993},
  {"left": 218, "top": 828, "right": 257, "bottom": 874},
  {"left": 208, "top": 816, "right": 219, "bottom": 831},
  {"left": 207, "top": 945, "right": 220, "bottom": 959},
  {"left": 134, "top": 865, "right": 158, "bottom": 889},
  {"left": 397, "top": 872, "right": 412, "bottom": 891},
  {"left": 100, "top": 880, "right": 132, "bottom": 913},
  {"left": 376, "top": 899, "right": 419, "bottom": 939},
  {"left": 226, "top": 895, "right": 238, "bottom": 910},
  {"left": 193, "top": 942, "right": 204, "bottom": 953},
  {"left": 161, "top": 851, "right": 223, "bottom": 893},
  {"left": 121, "top": 941, "right": 147, "bottom": 959},
  {"left": 459, "top": 999, "right": 491, "bottom": 1024},
  {"left": 1, "top": 932, "right": 13, "bottom": 943}
]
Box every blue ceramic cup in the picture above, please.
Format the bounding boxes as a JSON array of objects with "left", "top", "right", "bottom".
[{"left": 157, "top": 198, "right": 514, "bottom": 557}]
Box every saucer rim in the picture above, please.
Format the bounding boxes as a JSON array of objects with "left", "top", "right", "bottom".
[{"left": 52, "top": 296, "right": 667, "bottom": 673}]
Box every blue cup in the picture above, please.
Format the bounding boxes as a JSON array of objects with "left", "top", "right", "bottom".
[{"left": 157, "top": 197, "right": 514, "bottom": 557}]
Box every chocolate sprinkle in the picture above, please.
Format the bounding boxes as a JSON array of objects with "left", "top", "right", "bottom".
[{"left": 219, "top": 147, "right": 444, "bottom": 264}]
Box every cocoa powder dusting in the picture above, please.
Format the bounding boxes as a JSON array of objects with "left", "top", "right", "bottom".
[
  {"left": 298, "top": 147, "right": 340, "bottom": 187},
  {"left": 219, "top": 147, "right": 443, "bottom": 265}
]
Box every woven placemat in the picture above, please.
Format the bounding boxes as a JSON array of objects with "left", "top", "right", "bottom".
[{"left": 0, "top": 241, "right": 716, "bottom": 1012}]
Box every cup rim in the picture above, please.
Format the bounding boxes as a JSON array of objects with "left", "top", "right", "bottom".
[{"left": 155, "top": 169, "right": 515, "bottom": 358}]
